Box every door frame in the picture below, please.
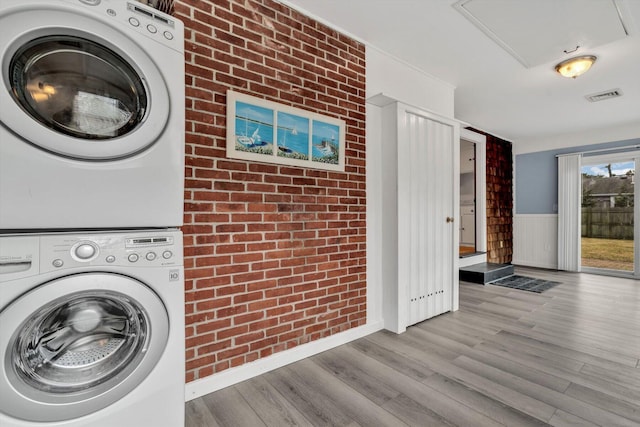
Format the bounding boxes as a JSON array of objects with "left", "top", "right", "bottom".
[{"left": 459, "top": 128, "right": 487, "bottom": 267}]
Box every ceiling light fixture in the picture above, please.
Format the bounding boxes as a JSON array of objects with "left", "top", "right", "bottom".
[{"left": 555, "top": 55, "right": 597, "bottom": 79}]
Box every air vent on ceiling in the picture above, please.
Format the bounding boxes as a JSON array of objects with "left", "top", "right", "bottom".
[{"left": 585, "top": 89, "right": 623, "bottom": 102}]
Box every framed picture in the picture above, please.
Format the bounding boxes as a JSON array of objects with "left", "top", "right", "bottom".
[{"left": 226, "top": 90, "right": 346, "bottom": 171}]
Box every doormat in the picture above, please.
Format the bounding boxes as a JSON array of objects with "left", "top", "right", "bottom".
[{"left": 488, "top": 275, "right": 560, "bottom": 293}]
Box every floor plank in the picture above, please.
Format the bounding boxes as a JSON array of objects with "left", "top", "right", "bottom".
[
  {"left": 185, "top": 267, "right": 640, "bottom": 426},
  {"left": 200, "top": 386, "right": 266, "bottom": 427},
  {"left": 235, "top": 376, "right": 314, "bottom": 427}
]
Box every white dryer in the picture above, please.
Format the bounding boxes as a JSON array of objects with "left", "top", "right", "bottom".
[
  {"left": 0, "top": 0, "right": 185, "bottom": 230},
  {"left": 0, "top": 229, "right": 184, "bottom": 427}
]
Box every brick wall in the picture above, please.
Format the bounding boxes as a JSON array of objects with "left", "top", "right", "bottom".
[
  {"left": 469, "top": 128, "right": 513, "bottom": 264},
  {"left": 173, "top": 0, "right": 367, "bottom": 382}
]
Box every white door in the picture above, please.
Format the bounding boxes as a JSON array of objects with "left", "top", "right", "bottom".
[
  {"left": 397, "top": 107, "right": 459, "bottom": 326},
  {"left": 0, "top": 273, "right": 169, "bottom": 422}
]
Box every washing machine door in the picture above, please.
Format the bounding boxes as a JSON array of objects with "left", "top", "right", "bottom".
[
  {"left": 0, "top": 273, "right": 169, "bottom": 422},
  {"left": 0, "top": 3, "right": 172, "bottom": 159}
]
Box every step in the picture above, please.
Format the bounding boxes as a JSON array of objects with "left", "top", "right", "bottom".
[{"left": 459, "top": 262, "right": 514, "bottom": 285}]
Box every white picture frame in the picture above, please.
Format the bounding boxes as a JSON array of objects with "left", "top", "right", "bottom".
[{"left": 226, "top": 90, "right": 346, "bottom": 172}]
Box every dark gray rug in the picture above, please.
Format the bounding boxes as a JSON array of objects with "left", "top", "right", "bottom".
[{"left": 488, "top": 275, "right": 560, "bottom": 293}]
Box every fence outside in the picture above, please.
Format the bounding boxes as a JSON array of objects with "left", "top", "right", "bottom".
[{"left": 581, "top": 207, "right": 634, "bottom": 240}]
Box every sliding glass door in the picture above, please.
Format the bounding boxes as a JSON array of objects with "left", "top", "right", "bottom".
[{"left": 580, "top": 153, "right": 639, "bottom": 277}]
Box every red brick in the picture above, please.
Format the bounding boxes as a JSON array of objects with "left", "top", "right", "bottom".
[
  {"left": 216, "top": 305, "right": 247, "bottom": 318},
  {"left": 248, "top": 298, "right": 278, "bottom": 311},
  {"left": 181, "top": 0, "right": 366, "bottom": 381},
  {"left": 250, "top": 337, "right": 278, "bottom": 351},
  {"left": 233, "top": 291, "right": 263, "bottom": 304},
  {"left": 217, "top": 345, "right": 250, "bottom": 361}
]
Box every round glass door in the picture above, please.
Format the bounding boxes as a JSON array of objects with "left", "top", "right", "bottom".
[
  {"left": 10, "top": 36, "right": 147, "bottom": 140},
  {"left": 0, "top": 273, "right": 169, "bottom": 422},
  {"left": 0, "top": 4, "right": 172, "bottom": 160},
  {"left": 12, "top": 291, "right": 148, "bottom": 394}
]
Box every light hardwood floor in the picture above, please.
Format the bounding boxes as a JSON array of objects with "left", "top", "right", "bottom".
[{"left": 185, "top": 267, "right": 640, "bottom": 426}]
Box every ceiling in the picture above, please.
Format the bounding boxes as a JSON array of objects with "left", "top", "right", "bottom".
[{"left": 280, "top": 0, "right": 640, "bottom": 144}]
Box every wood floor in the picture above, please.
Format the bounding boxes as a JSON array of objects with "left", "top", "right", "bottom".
[
  {"left": 459, "top": 245, "right": 476, "bottom": 255},
  {"left": 185, "top": 267, "right": 640, "bottom": 426}
]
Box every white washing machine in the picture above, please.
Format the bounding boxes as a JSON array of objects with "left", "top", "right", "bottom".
[
  {"left": 0, "top": 229, "right": 184, "bottom": 427},
  {"left": 0, "top": 0, "right": 185, "bottom": 230}
]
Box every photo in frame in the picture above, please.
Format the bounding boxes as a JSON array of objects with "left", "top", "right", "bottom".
[{"left": 226, "top": 90, "right": 345, "bottom": 171}]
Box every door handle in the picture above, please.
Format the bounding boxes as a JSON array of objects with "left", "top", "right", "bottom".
[{"left": 446, "top": 217, "right": 454, "bottom": 223}]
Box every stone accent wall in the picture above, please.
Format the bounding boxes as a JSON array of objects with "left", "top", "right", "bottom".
[{"left": 174, "top": 0, "right": 367, "bottom": 382}]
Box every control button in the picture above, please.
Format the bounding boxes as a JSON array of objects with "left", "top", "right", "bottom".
[
  {"left": 162, "top": 250, "right": 173, "bottom": 259},
  {"left": 79, "top": 0, "right": 101, "bottom": 5},
  {"left": 106, "top": 8, "right": 116, "bottom": 16},
  {"left": 106, "top": 255, "right": 116, "bottom": 263},
  {"left": 163, "top": 31, "right": 174, "bottom": 40},
  {"left": 52, "top": 259, "right": 64, "bottom": 268},
  {"left": 129, "top": 17, "right": 140, "bottom": 27},
  {"left": 146, "top": 252, "right": 157, "bottom": 261},
  {"left": 75, "top": 243, "right": 96, "bottom": 260},
  {"left": 147, "top": 24, "right": 157, "bottom": 34},
  {"left": 128, "top": 253, "right": 139, "bottom": 263}
]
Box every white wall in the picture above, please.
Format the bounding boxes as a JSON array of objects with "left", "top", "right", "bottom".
[
  {"left": 366, "top": 46, "right": 455, "bottom": 118},
  {"left": 513, "top": 121, "right": 640, "bottom": 155}
]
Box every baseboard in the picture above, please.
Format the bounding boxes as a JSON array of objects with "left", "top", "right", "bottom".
[{"left": 185, "top": 320, "right": 384, "bottom": 401}]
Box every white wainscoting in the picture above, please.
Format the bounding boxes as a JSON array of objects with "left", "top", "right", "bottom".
[{"left": 513, "top": 214, "right": 558, "bottom": 269}]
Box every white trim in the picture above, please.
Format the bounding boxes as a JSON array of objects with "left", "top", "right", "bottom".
[
  {"left": 184, "top": 321, "right": 383, "bottom": 401},
  {"left": 460, "top": 128, "right": 487, "bottom": 254}
]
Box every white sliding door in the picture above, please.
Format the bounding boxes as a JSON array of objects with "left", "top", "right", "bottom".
[{"left": 581, "top": 153, "right": 639, "bottom": 278}]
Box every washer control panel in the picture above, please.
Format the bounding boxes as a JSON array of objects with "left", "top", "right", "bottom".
[
  {"left": 71, "top": 0, "right": 184, "bottom": 50},
  {"left": 36, "top": 229, "right": 183, "bottom": 272}
]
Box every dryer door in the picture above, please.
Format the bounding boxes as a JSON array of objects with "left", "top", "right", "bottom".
[
  {"left": 0, "top": 3, "right": 172, "bottom": 159},
  {"left": 10, "top": 36, "right": 148, "bottom": 141},
  {"left": 0, "top": 273, "right": 169, "bottom": 422}
]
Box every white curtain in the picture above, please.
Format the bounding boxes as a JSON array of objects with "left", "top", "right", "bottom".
[{"left": 557, "top": 154, "right": 581, "bottom": 271}]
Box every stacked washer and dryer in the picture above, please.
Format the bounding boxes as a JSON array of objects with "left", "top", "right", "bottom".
[{"left": 0, "top": 1, "right": 186, "bottom": 426}]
